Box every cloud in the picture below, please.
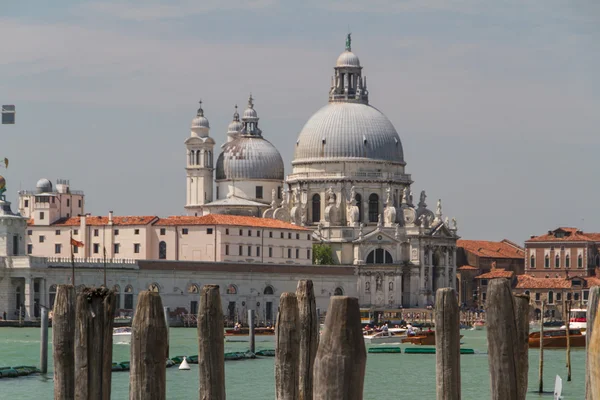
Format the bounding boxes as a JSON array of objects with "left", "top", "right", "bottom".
[{"left": 76, "top": 0, "right": 276, "bottom": 21}]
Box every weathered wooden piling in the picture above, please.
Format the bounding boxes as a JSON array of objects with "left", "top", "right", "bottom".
[
  {"left": 53, "top": 284, "right": 76, "bottom": 400},
  {"left": 434, "top": 288, "right": 460, "bottom": 400},
  {"left": 539, "top": 300, "right": 544, "bottom": 393},
  {"left": 296, "top": 280, "right": 318, "bottom": 400},
  {"left": 198, "top": 285, "right": 225, "bottom": 400},
  {"left": 485, "top": 279, "right": 520, "bottom": 400},
  {"left": 275, "top": 293, "right": 300, "bottom": 400},
  {"left": 586, "top": 286, "right": 600, "bottom": 400},
  {"left": 74, "top": 287, "right": 116, "bottom": 400},
  {"left": 565, "top": 300, "right": 572, "bottom": 382},
  {"left": 513, "top": 294, "right": 530, "bottom": 400},
  {"left": 40, "top": 306, "right": 49, "bottom": 374},
  {"left": 130, "top": 291, "right": 168, "bottom": 400},
  {"left": 248, "top": 309, "right": 256, "bottom": 354},
  {"left": 163, "top": 306, "right": 170, "bottom": 359},
  {"left": 313, "top": 296, "right": 366, "bottom": 400},
  {"left": 589, "top": 304, "right": 600, "bottom": 399}
]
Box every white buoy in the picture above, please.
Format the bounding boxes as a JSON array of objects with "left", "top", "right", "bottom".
[{"left": 179, "top": 356, "right": 191, "bottom": 371}]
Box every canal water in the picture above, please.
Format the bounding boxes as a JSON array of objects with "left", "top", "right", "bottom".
[{"left": 0, "top": 327, "right": 585, "bottom": 399}]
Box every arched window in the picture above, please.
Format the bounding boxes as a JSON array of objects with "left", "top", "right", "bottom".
[
  {"left": 124, "top": 285, "right": 134, "bottom": 310},
  {"left": 113, "top": 285, "right": 121, "bottom": 310},
  {"left": 334, "top": 287, "right": 344, "bottom": 296},
  {"left": 149, "top": 283, "right": 160, "bottom": 293},
  {"left": 578, "top": 254, "right": 583, "bottom": 268},
  {"left": 226, "top": 284, "right": 237, "bottom": 295},
  {"left": 312, "top": 194, "right": 321, "bottom": 223},
  {"left": 555, "top": 254, "right": 560, "bottom": 268},
  {"left": 366, "top": 249, "right": 393, "bottom": 264},
  {"left": 159, "top": 241, "right": 167, "bottom": 260},
  {"left": 188, "top": 284, "right": 199, "bottom": 294},
  {"left": 544, "top": 255, "right": 549, "bottom": 268},
  {"left": 49, "top": 285, "right": 57, "bottom": 310},
  {"left": 355, "top": 194, "right": 362, "bottom": 222},
  {"left": 368, "top": 194, "right": 379, "bottom": 222},
  {"left": 263, "top": 285, "right": 274, "bottom": 295},
  {"left": 525, "top": 290, "right": 530, "bottom": 297},
  {"left": 530, "top": 255, "right": 535, "bottom": 268},
  {"left": 548, "top": 290, "right": 554, "bottom": 304},
  {"left": 565, "top": 254, "right": 570, "bottom": 268}
]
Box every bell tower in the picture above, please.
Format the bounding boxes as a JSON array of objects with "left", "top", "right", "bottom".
[{"left": 185, "top": 101, "right": 215, "bottom": 216}]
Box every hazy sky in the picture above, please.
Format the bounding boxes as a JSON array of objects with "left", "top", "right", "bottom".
[{"left": 1, "top": 1, "right": 599, "bottom": 243}]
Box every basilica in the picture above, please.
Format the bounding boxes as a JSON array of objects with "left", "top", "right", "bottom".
[{"left": 183, "top": 35, "right": 459, "bottom": 307}]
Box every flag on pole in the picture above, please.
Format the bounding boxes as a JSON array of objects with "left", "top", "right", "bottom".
[{"left": 71, "top": 238, "right": 84, "bottom": 248}]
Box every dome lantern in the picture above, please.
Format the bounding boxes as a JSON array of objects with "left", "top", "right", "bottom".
[
  {"left": 240, "top": 94, "right": 262, "bottom": 136},
  {"left": 191, "top": 100, "right": 210, "bottom": 136},
  {"left": 329, "top": 34, "right": 368, "bottom": 104}
]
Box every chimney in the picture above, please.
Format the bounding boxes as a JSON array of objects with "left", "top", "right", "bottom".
[{"left": 108, "top": 210, "right": 113, "bottom": 225}]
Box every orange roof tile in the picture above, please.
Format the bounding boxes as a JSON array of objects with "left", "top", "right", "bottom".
[
  {"left": 52, "top": 216, "right": 158, "bottom": 226},
  {"left": 516, "top": 275, "right": 572, "bottom": 289},
  {"left": 526, "top": 227, "right": 600, "bottom": 243},
  {"left": 475, "top": 269, "right": 514, "bottom": 279},
  {"left": 457, "top": 239, "right": 525, "bottom": 259},
  {"left": 458, "top": 265, "right": 478, "bottom": 271},
  {"left": 154, "top": 215, "right": 309, "bottom": 231}
]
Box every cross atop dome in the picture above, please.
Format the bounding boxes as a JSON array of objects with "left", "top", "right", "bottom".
[{"left": 197, "top": 100, "right": 204, "bottom": 116}]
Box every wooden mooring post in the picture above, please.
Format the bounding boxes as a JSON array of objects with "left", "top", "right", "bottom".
[
  {"left": 296, "top": 280, "right": 318, "bottom": 400},
  {"left": 313, "top": 296, "right": 366, "bottom": 400},
  {"left": 163, "top": 306, "right": 169, "bottom": 359},
  {"left": 275, "top": 293, "right": 299, "bottom": 400},
  {"left": 130, "top": 291, "right": 168, "bottom": 400},
  {"left": 565, "top": 299, "right": 572, "bottom": 382},
  {"left": 513, "top": 294, "right": 530, "bottom": 400},
  {"left": 198, "top": 285, "right": 225, "bottom": 400},
  {"left": 74, "top": 287, "right": 116, "bottom": 400},
  {"left": 40, "top": 306, "right": 49, "bottom": 374},
  {"left": 248, "top": 309, "right": 256, "bottom": 354},
  {"left": 539, "top": 300, "right": 545, "bottom": 393},
  {"left": 434, "top": 288, "right": 460, "bottom": 400},
  {"left": 485, "top": 279, "right": 523, "bottom": 400},
  {"left": 586, "top": 286, "right": 600, "bottom": 399},
  {"left": 53, "top": 284, "right": 75, "bottom": 400}
]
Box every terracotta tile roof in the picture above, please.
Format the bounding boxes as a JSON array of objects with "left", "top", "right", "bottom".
[
  {"left": 458, "top": 265, "right": 478, "bottom": 271},
  {"left": 516, "top": 275, "right": 572, "bottom": 289},
  {"left": 457, "top": 239, "right": 525, "bottom": 259},
  {"left": 526, "top": 227, "right": 600, "bottom": 243},
  {"left": 52, "top": 216, "right": 158, "bottom": 226},
  {"left": 475, "top": 269, "right": 514, "bottom": 279},
  {"left": 154, "top": 215, "right": 309, "bottom": 231}
]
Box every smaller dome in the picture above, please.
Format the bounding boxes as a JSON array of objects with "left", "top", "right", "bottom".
[
  {"left": 336, "top": 50, "right": 361, "bottom": 68},
  {"left": 228, "top": 105, "right": 243, "bottom": 134},
  {"left": 191, "top": 100, "right": 210, "bottom": 131},
  {"left": 242, "top": 94, "right": 258, "bottom": 120},
  {"left": 36, "top": 178, "right": 53, "bottom": 193}
]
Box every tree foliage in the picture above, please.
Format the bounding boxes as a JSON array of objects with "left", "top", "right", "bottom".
[{"left": 313, "top": 244, "right": 335, "bottom": 265}]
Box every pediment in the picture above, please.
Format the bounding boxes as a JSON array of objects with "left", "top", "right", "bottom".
[
  {"left": 430, "top": 222, "right": 455, "bottom": 238},
  {"left": 355, "top": 228, "right": 398, "bottom": 244}
]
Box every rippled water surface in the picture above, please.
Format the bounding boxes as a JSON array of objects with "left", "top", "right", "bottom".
[{"left": 0, "top": 327, "right": 586, "bottom": 399}]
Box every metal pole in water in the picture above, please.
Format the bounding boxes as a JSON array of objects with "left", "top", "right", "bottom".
[
  {"left": 248, "top": 309, "right": 255, "bottom": 354},
  {"left": 40, "top": 307, "right": 48, "bottom": 373},
  {"left": 164, "top": 306, "right": 169, "bottom": 359}
]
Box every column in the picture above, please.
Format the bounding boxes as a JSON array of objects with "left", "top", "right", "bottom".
[
  {"left": 25, "top": 277, "right": 35, "bottom": 321},
  {"left": 397, "top": 274, "right": 403, "bottom": 308},
  {"left": 451, "top": 247, "right": 457, "bottom": 290}
]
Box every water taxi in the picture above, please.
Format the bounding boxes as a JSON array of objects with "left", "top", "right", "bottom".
[
  {"left": 528, "top": 328, "right": 586, "bottom": 348},
  {"left": 560, "top": 308, "right": 587, "bottom": 333},
  {"left": 363, "top": 328, "right": 407, "bottom": 344}
]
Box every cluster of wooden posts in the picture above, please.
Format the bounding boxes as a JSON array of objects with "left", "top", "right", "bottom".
[{"left": 49, "top": 279, "right": 600, "bottom": 399}]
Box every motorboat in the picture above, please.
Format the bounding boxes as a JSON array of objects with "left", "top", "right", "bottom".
[
  {"left": 113, "top": 327, "right": 132, "bottom": 344},
  {"left": 560, "top": 308, "right": 587, "bottom": 333},
  {"left": 473, "top": 321, "right": 485, "bottom": 331},
  {"left": 528, "top": 328, "right": 586, "bottom": 348},
  {"left": 364, "top": 329, "right": 407, "bottom": 344},
  {"left": 224, "top": 326, "right": 275, "bottom": 342},
  {"left": 401, "top": 330, "right": 464, "bottom": 346}
]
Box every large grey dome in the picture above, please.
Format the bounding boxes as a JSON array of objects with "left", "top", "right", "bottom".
[
  {"left": 216, "top": 136, "right": 284, "bottom": 181},
  {"left": 293, "top": 102, "right": 404, "bottom": 164}
]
